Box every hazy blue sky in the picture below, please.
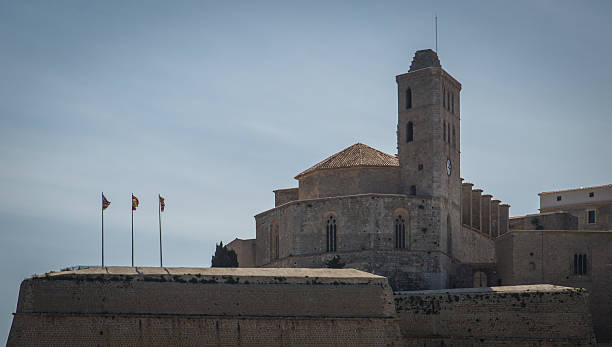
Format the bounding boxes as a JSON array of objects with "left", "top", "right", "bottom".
[{"left": 1, "top": 0, "right": 611, "bottom": 342}]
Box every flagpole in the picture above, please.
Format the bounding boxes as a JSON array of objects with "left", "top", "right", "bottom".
[
  {"left": 159, "top": 194, "right": 162, "bottom": 267},
  {"left": 101, "top": 192, "right": 104, "bottom": 267},
  {"left": 131, "top": 193, "right": 134, "bottom": 267}
]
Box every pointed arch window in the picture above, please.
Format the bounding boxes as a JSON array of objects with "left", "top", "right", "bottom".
[
  {"left": 395, "top": 215, "right": 406, "bottom": 249},
  {"left": 405, "top": 88, "right": 412, "bottom": 109},
  {"left": 326, "top": 216, "right": 337, "bottom": 252},
  {"left": 406, "top": 122, "right": 414, "bottom": 143},
  {"left": 451, "top": 93, "right": 455, "bottom": 114},
  {"left": 452, "top": 126, "right": 456, "bottom": 148}
]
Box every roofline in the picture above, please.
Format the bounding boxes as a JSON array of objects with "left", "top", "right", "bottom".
[
  {"left": 538, "top": 183, "right": 612, "bottom": 196},
  {"left": 294, "top": 164, "right": 400, "bottom": 180}
]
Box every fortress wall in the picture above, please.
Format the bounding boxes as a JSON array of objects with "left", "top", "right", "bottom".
[
  {"left": 14, "top": 268, "right": 395, "bottom": 318},
  {"left": 9, "top": 315, "right": 400, "bottom": 346},
  {"left": 497, "top": 230, "right": 612, "bottom": 342},
  {"left": 8, "top": 267, "right": 401, "bottom": 346},
  {"left": 395, "top": 285, "right": 596, "bottom": 346}
]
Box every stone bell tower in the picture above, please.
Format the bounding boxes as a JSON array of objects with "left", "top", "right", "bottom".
[{"left": 396, "top": 49, "right": 462, "bottom": 260}]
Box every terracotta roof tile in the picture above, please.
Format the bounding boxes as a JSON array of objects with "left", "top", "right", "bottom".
[{"left": 295, "top": 143, "right": 399, "bottom": 179}]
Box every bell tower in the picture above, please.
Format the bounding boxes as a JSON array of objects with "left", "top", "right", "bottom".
[{"left": 396, "top": 49, "right": 462, "bottom": 263}]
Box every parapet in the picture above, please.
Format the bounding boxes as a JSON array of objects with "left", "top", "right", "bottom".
[
  {"left": 9, "top": 267, "right": 401, "bottom": 346},
  {"left": 395, "top": 285, "right": 596, "bottom": 346}
]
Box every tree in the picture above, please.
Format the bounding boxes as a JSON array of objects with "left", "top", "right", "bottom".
[
  {"left": 325, "top": 255, "right": 345, "bottom": 269},
  {"left": 211, "top": 242, "right": 239, "bottom": 267}
]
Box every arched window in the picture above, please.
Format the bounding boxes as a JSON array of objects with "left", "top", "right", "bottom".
[
  {"left": 405, "top": 88, "right": 412, "bottom": 109},
  {"left": 406, "top": 122, "right": 414, "bottom": 143},
  {"left": 452, "top": 126, "right": 456, "bottom": 148},
  {"left": 574, "top": 254, "right": 587, "bottom": 275},
  {"left": 447, "top": 123, "right": 451, "bottom": 143},
  {"left": 326, "top": 216, "right": 337, "bottom": 252},
  {"left": 269, "top": 223, "right": 279, "bottom": 261},
  {"left": 451, "top": 93, "right": 455, "bottom": 113},
  {"left": 395, "top": 215, "right": 406, "bottom": 249}
]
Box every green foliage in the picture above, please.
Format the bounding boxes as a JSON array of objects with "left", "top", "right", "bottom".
[
  {"left": 325, "top": 255, "right": 345, "bottom": 269},
  {"left": 211, "top": 242, "right": 239, "bottom": 267}
]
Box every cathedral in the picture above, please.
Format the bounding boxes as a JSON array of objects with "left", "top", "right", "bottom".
[{"left": 229, "top": 49, "right": 508, "bottom": 290}]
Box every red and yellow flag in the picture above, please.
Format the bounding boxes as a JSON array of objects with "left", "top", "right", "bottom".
[
  {"left": 132, "top": 194, "right": 139, "bottom": 211},
  {"left": 102, "top": 194, "right": 111, "bottom": 210},
  {"left": 159, "top": 195, "right": 165, "bottom": 212}
]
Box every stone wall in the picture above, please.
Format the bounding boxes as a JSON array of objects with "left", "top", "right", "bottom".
[
  {"left": 509, "top": 211, "right": 578, "bottom": 231},
  {"left": 395, "top": 285, "right": 596, "bottom": 346},
  {"left": 273, "top": 188, "right": 299, "bottom": 207},
  {"left": 297, "top": 166, "right": 400, "bottom": 200},
  {"left": 9, "top": 315, "right": 400, "bottom": 346},
  {"left": 8, "top": 267, "right": 400, "bottom": 346},
  {"left": 227, "top": 238, "right": 256, "bottom": 267},
  {"left": 255, "top": 193, "right": 452, "bottom": 290},
  {"left": 496, "top": 230, "right": 612, "bottom": 342},
  {"left": 540, "top": 203, "right": 612, "bottom": 231},
  {"left": 452, "top": 225, "right": 495, "bottom": 264}
]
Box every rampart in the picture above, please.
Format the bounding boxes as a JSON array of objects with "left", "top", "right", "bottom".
[
  {"left": 8, "top": 267, "right": 400, "bottom": 346},
  {"left": 395, "top": 285, "right": 596, "bottom": 346}
]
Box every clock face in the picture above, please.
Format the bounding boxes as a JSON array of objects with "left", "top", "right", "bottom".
[{"left": 446, "top": 159, "right": 452, "bottom": 176}]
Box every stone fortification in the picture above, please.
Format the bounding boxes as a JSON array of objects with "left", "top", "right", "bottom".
[
  {"left": 8, "top": 267, "right": 401, "bottom": 346},
  {"left": 395, "top": 285, "right": 596, "bottom": 346},
  {"left": 496, "top": 230, "right": 612, "bottom": 342}
]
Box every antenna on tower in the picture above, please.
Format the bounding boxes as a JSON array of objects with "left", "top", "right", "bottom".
[{"left": 435, "top": 14, "right": 438, "bottom": 52}]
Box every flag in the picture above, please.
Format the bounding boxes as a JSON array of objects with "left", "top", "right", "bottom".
[
  {"left": 159, "top": 195, "right": 165, "bottom": 212},
  {"left": 132, "top": 194, "right": 139, "bottom": 211},
  {"left": 102, "top": 194, "right": 111, "bottom": 210}
]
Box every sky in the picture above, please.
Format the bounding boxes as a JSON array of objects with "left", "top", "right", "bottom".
[{"left": 1, "top": 0, "right": 611, "bottom": 342}]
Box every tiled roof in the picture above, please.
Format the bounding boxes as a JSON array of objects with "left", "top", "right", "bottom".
[
  {"left": 295, "top": 143, "right": 399, "bottom": 179},
  {"left": 538, "top": 184, "right": 612, "bottom": 195}
]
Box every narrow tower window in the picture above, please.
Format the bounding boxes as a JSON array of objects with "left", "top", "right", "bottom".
[
  {"left": 395, "top": 215, "right": 406, "bottom": 249},
  {"left": 451, "top": 93, "right": 455, "bottom": 113},
  {"left": 405, "top": 88, "right": 412, "bottom": 109},
  {"left": 326, "top": 216, "right": 337, "bottom": 252},
  {"left": 406, "top": 122, "right": 414, "bottom": 143},
  {"left": 452, "top": 126, "right": 456, "bottom": 148}
]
